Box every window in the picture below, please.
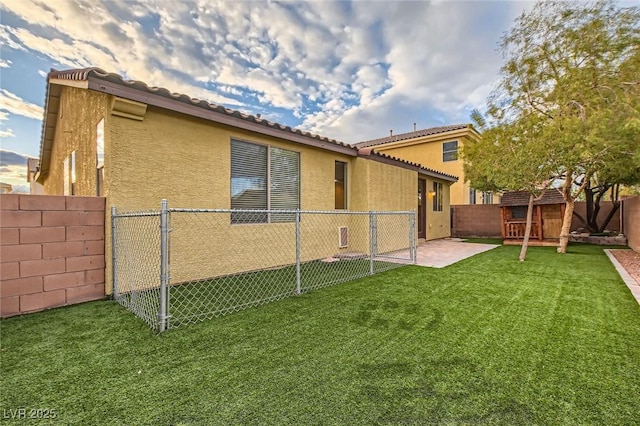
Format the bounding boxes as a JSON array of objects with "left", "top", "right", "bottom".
[
  {"left": 63, "top": 151, "right": 76, "bottom": 195},
  {"left": 432, "top": 181, "right": 443, "bottom": 211},
  {"left": 63, "top": 157, "right": 70, "bottom": 196},
  {"left": 71, "top": 151, "right": 76, "bottom": 195},
  {"left": 442, "top": 141, "right": 458, "bottom": 162},
  {"left": 270, "top": 147, "right": 300, "bottom": 222},
  {"left": 96, "top": 119, "right": 105, "bottom": 196},
  {"left": 469, "top": 188, "right": 476, "bottom": 205},
  {"left": 230, "top": 139, "right": 299, "bottom": 223},
  {"left": 335, "top": 161, "right": 347, "bottom": 209},
  {"left": 511, "top": 206, "right": 527, "bottom": 219},
  {"left": 482, "top": 191, "right": 493, "bottom": 204}
]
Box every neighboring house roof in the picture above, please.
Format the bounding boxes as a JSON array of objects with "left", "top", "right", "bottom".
[
  {"left": 38, "top": 67, "right": 457, "bottom": 183},
  {"left": 499, "top": 189, "right": 565, "bottom": 207},
  {"left": 355, "top": 124, "right": 477, "bottom": 148}
]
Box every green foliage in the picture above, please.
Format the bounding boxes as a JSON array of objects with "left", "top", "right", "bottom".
[
  {"left": 465, "top": 0, "right": 640, "bottom": 196},
  {"left": 465, "top": 0, "right": 640, "bottom": 251},
  {"left": 1, "top": 245, "right": 639, "bottom": 424}
]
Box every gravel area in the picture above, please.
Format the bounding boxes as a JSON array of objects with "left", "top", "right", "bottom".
[{"left": 610, "top": 249, "right": 640, "bottom": 285}]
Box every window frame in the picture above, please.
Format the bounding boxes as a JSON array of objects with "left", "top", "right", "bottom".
[
  {"left": 96, "top": 118, "right": 105, "bottom": 196},
  {"left": 230, "top": 138, "right": 300, "bottom": 224},
  {"left": 482, "top": 191, "right": 493, "bottom": 205},
  {"left": 63, "top": 151, "right": 76, "bottom": 196},
  {"left": 442, "top": 140, "right": 459, "bottom": 162},
  {"left": 335, "top": 161, "right": 347, "bottom": 210},
  {"left": 63, "top": 156, "right": 70, "bottom": 196},
  {"left": 511, "top": 206, "right": 527, "bottom": 219},
  {"left": 432, "top": 181, "right": 443, "bottom": 212}
]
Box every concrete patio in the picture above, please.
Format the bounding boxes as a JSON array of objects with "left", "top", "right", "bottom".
[
  {"left": 380, "top": 238, "right": 499, "bottom": 268},
  {"left": 413, "top": 238, "right": 498, "bottom": 268}
]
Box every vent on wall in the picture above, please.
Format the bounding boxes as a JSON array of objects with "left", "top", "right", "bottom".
[{"left": 338, "top": 226, "right": 349, "bottom": 248}]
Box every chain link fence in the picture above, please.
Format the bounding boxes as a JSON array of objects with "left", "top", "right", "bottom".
[{"left": 113, "top": 200, "right": 416, "bottom": 332}]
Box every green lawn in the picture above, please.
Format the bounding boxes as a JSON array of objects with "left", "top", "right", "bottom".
[{"left": 1, "top": 244, "right": 639, "bottom": 425}]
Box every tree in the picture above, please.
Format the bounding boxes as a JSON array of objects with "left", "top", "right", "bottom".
[
  {"left": 574, "top": 49, "right": 640, "bottom": 233},
  {"left": 472, "top": 0, "right": 640, "bottom": 253},
  {"left": 465, "top": 111, "right": 555, "bottom": 261}
]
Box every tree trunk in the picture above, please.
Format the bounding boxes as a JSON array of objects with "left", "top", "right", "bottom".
[
  {"left": 585, "top": 182, "right": 594, "bottom": 232},
  {"left": 558, "top": 198, "right": 575, "bottom": 253},
  {"left": 519, "top": 194, "right": 535, "bottom": 261}
]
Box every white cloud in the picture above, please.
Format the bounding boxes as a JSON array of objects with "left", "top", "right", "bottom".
[
  {"left": 0, "top": 59, "right": 11, "bottom": 68},
  {"left": 0, "top": 89, "right": 44, "bottom": 120},
  {"left": 0, "top": 0, "right": 535, "bottom": 144},
  {"left": 0, "top": 128, "right": 15, "bottom": 138},
  {"left": 38, "top": 70, "right": 47, "bottom": 77}
]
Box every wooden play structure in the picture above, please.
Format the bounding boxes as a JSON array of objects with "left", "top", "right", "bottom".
[{"left": 500, "top": 190, "right": 566, "bottom": 246}]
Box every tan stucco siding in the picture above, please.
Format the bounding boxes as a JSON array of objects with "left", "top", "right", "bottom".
[
  {"left": 105, "top": 107, "right": 367, "bottom": 290},
  {"left": 423, "top": 177, "right": 452, "bottom": 240},
  {"left": 351, "top": 159, "right": 417, "bottom": 253},
  {"left": 366, "top": 160, "right": 416, "bottom": 212},
  {"left": 374, "top": 136, "right": 475, "bottom": 205},
  {"left": 107, "top": 107, "right": 354, "bottom": 211},
  {"left": 42, "top": 87, "right": 111, "bottom": 196}
]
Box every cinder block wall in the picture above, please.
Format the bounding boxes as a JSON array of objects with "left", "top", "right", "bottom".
[
  {"left": 622, "top": 197, "right": 640, "bottom": 252},
  {"left": 0, "top": 195, "right": 106, "bottom": 318},
  {"left": 572, "top": 202, "right": 621, "bottom": 232},
  {"left": 451, "top": 202, "right": 624, "bottom": 239},
  {"left": 451, "top": 205, "right": 502, "bottom": 238}
]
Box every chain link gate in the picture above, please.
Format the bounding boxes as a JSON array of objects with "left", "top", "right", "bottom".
[{"left": 113, "top": 200, "right": 416, "bottom": 332}]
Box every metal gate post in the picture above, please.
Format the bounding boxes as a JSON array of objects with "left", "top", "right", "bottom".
[
  {"left": 111, "top": 206, "right": 118, "bottom": 298},
  {"left": 158, "top": 199, "right": 169, "bottom": 333},
  {"left": 369, "top": 211, "right": 375, "bottom": 275},
  {"left": 295, "top": 209, "right": 301, "bottom": 295},
  {"left": 410, "top": 212, "right": 417, "bottom": 264}
]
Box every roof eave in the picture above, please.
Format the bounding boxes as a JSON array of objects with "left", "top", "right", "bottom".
[
  {"left": 361, "top": 126, "right": 478, "bottom": 150},
  {"left": 37, "top": 80, "right": 62, "bottom": 183},
  {"left": 86, "top": 77, "right": 358, "bottom": 157}
]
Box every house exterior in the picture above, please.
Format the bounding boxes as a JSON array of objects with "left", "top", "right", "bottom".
[
  {"left": 0, "top": 182, "right": 12, "bottom": 194},
  {"left": 36, "top": 68, "right": 457, "bottom": 291},
  {"left": 500, "top": 190, "right": 565, "bottom": 245},
  {"left": 27, "top": 158, "right": 44, "bottom": 194},
  {"left": 355, "top": 125, "right": 498, "bottom": 205}
]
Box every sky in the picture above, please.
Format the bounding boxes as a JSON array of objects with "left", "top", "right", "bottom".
[{"left": 0, "top": 0, "right": 545, "bottom": 192}]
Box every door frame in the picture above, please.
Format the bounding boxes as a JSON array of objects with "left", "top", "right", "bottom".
[{"left": 418, "top": 178, "right": 427, "bottom": 239}]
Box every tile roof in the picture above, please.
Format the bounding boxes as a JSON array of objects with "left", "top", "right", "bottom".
[
  {"left": 47, "top": 67, "right": 354, "bottom": 151},
  {"left": 355, "top": 124, "right": 476, "bottom": 148},
  {"left": 39, "top": 67, "right": 458, "bottom": 183},
  {"left": 499, "top": 189, "right": 565, "bottom": 207}
]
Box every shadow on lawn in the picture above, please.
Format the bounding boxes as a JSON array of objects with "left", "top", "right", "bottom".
[{"left": 359, "top": 356, "right": 535, "bottom": 424}]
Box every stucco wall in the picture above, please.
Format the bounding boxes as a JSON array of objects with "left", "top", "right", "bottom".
[
  {"left": 106, "top": 107, "right": 357, "bottom": 211},
  {"left": 105, "top": 107, "right": 421, "bottom": 290},
  {"left": 42, "top": 87, "right": 111, "bottom": 197},
  {"left": 373, "top": 135, "right": 477, "bottom": 205},
  {"left": 43, "top": 90, "right": 451, "bottom": 292},
  {"left": 424, "top": 177, "right": 453, "bottom": 240}
]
